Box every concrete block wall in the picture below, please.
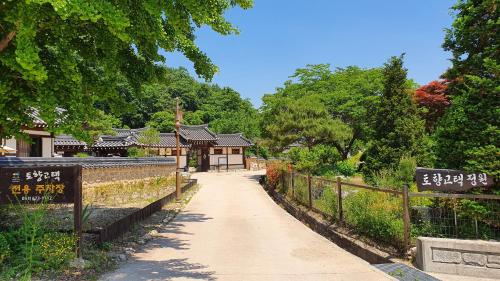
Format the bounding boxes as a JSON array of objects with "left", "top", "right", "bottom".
[
  {"left": 416, "top": 237, "right": 500, "bottom": 279},
  {"left": 83, "top": 164, "right": 176, "bottom": 184}
]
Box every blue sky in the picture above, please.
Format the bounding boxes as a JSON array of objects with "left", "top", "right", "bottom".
[{"left": 161, "top": 0, "right": 456, "bottom": 107}]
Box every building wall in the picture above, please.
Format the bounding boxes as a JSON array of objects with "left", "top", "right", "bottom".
[
  {"left": 4, "top": 133, "right": 54, "bottom": 157},
  {"left": 165, "top": 155, "right": 187, "bottom": 168},
  {"left": 42, "top": 137, "right": 52, "bottom": 157}
]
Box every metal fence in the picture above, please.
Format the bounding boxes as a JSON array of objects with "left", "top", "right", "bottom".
[{"left": 275, "top": 170, "right": 500, "bottom": 252}]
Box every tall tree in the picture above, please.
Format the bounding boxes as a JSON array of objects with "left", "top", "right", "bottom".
[
  {"left": 261, "top": 64, "right": 385, "bottom": 159},
  {"left": 361, "top": 56, "right": 426, "bottom": 180},
  {"left": 0, "top": 1, "right": 253, "bottom": 140},
  {"left": 413, "top": 80, "right": 450, "bottom": 132},
  {"left": 264, "top": 95, "right": 351, "bottom": 151},
  {"left": 434, "top": 0, "right": 499, "bottom": 177}
]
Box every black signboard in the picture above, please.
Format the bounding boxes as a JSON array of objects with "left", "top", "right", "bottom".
[
  {"left": 0, "top": 165, "right": 80, "bottom": 204},
  {"left": 416, "top": 167, "right": 495, "bottom": 192},
  {"left": 0, "top": 165, "right": 83, "bottom": 257}
]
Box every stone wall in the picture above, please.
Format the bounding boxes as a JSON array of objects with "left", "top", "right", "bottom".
[
  {"left": 83, "top": 164, "right": 176, "bottom": 184},
  {"left": 416, "top": 237, "right": 500, "bottom": 279}
]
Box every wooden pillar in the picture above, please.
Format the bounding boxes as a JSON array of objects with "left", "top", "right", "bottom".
[
  {"left": 226, "top": 147, "right": 229, "bottom": 171},
  {"left": 402, "top": 184, "right": 411, "bottom": 253},
  {"left": 307, "top": 174, "right": 312, "bottom": 208},
  {"left": 336, "top": 177, "right": 343, "bottom": 223}
]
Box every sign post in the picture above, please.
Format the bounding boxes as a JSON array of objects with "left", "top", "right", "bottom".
[
  {"left": 0, "top": 165, "right": 83, "bottom": 258},
  {"left": 416, "top": 167, "right": 495, "bottom": 192}
]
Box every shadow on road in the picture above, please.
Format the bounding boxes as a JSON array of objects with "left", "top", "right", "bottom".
[{"left": 104, "top": 258, "right": 216, "bottom": 281}]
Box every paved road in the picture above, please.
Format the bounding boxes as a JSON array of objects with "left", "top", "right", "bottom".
[{"left": 101, "top": 171, "right": 392, "bottom": 281}]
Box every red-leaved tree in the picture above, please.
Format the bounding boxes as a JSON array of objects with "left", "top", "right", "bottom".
[{"left": 413, "top": 80, "right": 450, "bottom": 132}]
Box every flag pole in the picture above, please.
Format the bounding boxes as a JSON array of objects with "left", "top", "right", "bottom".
[{"left": 175, "top": 97, "right": 182, "bottom": 200}]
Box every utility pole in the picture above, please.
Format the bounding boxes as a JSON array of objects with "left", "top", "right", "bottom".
[{"left": 175, "top": 97, "right": 182, "bottom": 200}]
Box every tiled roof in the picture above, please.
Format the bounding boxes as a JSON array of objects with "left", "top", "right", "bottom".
[
  {"left": 178, "top": 124, "right": 218, "bottom": 142},
  {"left": 54, "top": 135, "right": 87, "bottom": 147},
  {"left": 214, "top": 134, "right": 253, "bottom": 147},
  {"left": 150, "top": 133, "right": 188, "bottom": 148},
  {"left": 93, "top": 135, "right": 136, "bottom": 148}
]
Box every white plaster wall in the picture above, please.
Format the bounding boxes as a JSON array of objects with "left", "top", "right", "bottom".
[
  {"left": 166, "top": 155, "right": 187, "bottom": 168},
  {"left": 210, "top": 155, "right": 227, "bottom": 166},
  {"left": 228, "top": 154, "right": 243, "bottom": 165},
  {"left": 42, "top": 137, "right": 53, "bottom": 157},
  {"left": 5, "top": 138, "right": 16, "bottom": 150}
]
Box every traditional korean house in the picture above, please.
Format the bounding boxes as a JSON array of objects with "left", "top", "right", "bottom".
[
  {"left": 54, "top": 135, "right": 88, "bottom": 157},
  {"left": 2, "top": 109, "right": 55, "bottom": 157},
  {"left": 83, "top": 125, "right": 251, "bottom": 171}
]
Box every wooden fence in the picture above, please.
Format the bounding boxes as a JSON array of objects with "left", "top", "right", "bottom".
[
  {"left": 276, "top": 170, "right": 500, "bottom": 253},
  {"left": 98, "top": 179, "right": 197, "bottom": 243}
]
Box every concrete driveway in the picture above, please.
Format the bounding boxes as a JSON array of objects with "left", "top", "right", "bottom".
[{"left": 101, "top": 170, "right": 392, "bottom": 281}]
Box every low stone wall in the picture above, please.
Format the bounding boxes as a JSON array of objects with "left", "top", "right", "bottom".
[
  {"left": 245, "top": 157, "right": 271, "bottom": 170},
  {"left": 83, "top": 164, "right": 175, "bottom": 184},
  {"left": 416, "top": 237, "right": 500, "bottom": 279}
]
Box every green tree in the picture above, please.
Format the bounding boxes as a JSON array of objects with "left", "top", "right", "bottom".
[
  {"left": 0, "top": 1, "right": 253, "bottom": 139},
  {"left": 264, "top": 95, "right": 351, "bottom": 151},
  {"left": 261, "top": 64, "right": 386, "bottom": 159},
  {"left": 434, "top": 0, "right": 499, "bottom": 178},
  {"left": 138, "top": 127, "right": 160, "bottom": 156},
  {"left": 361, "top": 56, "right": 426, "bottom": 181}
]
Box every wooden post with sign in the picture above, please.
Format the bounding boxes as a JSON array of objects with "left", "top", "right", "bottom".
[{"left": 0, "top": 165, "right": 83, "bottom": 258}]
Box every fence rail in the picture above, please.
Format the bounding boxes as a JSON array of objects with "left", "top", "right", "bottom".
[{"left": 273, "top": 170, "right": 500, "bottom": 253}]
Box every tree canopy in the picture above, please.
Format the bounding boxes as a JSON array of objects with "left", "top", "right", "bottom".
[
  {"left": 361, "top": 56, "right": 426, "bottom": 180},
  {"left": 0, "top": 0, "right": 253, "bottom": 141},
  {"left": 261, "top": 64, "right": 386, "bottom": 159},
  {"left": 434, "top": 0, "right": 499, "bottom": 177}
]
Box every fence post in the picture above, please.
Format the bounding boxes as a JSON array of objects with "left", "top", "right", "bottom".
[
  {"left": 307, "top": 174, "right": 312, "bottom": 208},
  {"left": 291, "top": 171, "right": 295, "bottom": 199},
  {"left": 336, "top": 177, "right": 343, "bottom": 224},
  {"left": 402, "top": 184, "right": 411, "bottom": 254}
]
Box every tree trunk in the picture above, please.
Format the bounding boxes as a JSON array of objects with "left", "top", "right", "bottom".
[{"left": 0, "top": 31, "right": 16, "bottom": 52}]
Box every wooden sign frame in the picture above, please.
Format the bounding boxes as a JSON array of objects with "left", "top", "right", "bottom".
[{"left": 0, "top": 165, "right": 83, "bottom": 257}]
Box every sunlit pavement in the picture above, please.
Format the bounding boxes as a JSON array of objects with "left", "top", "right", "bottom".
[{"left": 101, "top": 170, "right": 393, "bottom": 281}]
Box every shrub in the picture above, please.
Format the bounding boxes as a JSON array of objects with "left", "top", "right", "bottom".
[
  {"left": 39, "top": 232, "right": 76, "bottom": 270},
  {"left": 75, "top": 152, "right": 89, "bottom": 158},
  {"left": 127, "top": 147, "right": 147, "bottom": 157},
  {"left": 334, "top": 161, "right": 357, "bottom": 177},
  {"left": 266, "top": 162, "right": 283, "bottom": 190},
  {"left": 0, "top": 233, "right": 10, "bottom": 265},
  {"left": 344, "top": 190, "right": 404, "bottom": 248}
]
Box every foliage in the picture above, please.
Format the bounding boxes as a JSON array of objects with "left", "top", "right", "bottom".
[
  {"left": 265, "top": 162, "right": 284, "bottom": 190},
  {"left": 334, "top": 161, "right": 357, "bottom": 177},
  {"left": 413, "top": 80, "right": 450, "bottom": 132},
  {"left": 343, "top": 190, "right": 404, "bottom": 248},
  {"left": 371, "top": 156, "right": 417, "bottom": 189},
  {"left": 265, "top": 95, "right": 351, "bottom": 151},
  {"left": 433, "top": 0, "right": 499, "bottom": 180},
  {"left": 0, "top": 202, "right": 76, "bottom": 279},
  {"left": 128, "top": 68, "right": 261, "bottom": 139},
  {"left": 126, "top": 147, "right": 147, "bottom": 158},
  {"left": 287, "top": 145, "right": 340, "bottom": 175},
  {"left": 361, "top": 56, "right": 427, "bottom": 182},
  {"left": 75, "top": 152, "right": 89, "bottom": 158},
  {"left": 0, "top": 0, "right": 253, "bottom": 140},
  {"left": 261, "top": 65, "right": 386, "bottom": 159},
  {"left": 0, "top": 233, "right": 10, "bottom": 265},
  {"left": 39, "top": 233, "right": 76, "bottom": 270}
]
